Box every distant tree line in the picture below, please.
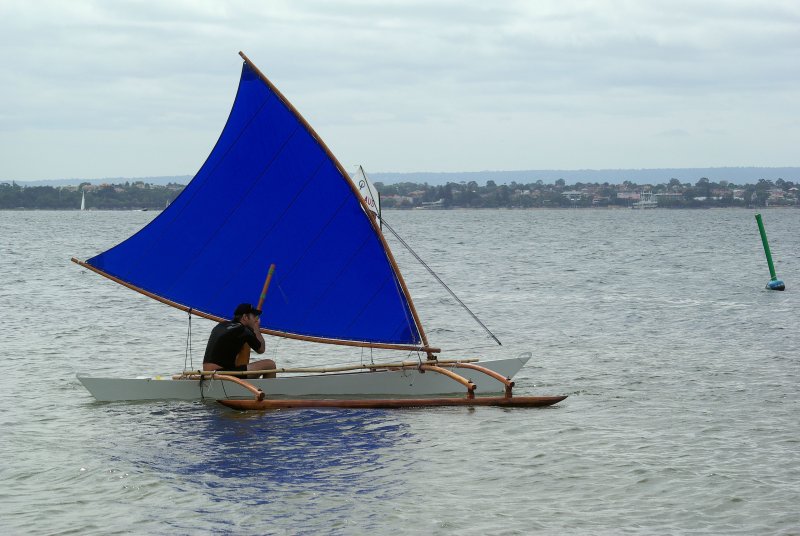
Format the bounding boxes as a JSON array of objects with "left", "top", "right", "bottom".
[
  {"left": 0, "top": 181, "right": 182, "bottom": 210},
  {"left": 375, "top": 177, "right": 798, "bottom": 209},
  {"left": 1, "top": 177, "right": 797, "bottom": 210}
]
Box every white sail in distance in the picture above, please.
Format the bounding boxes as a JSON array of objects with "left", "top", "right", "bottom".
[{"left": 354, "top": 165, "right": 381, "bottom": 229}]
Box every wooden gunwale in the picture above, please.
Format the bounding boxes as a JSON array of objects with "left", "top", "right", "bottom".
[
  {"left": 237, "top": 50, "right": 433, "bottom": 354},
  {"left": 173, "top": 358, "right": 480, "bottom": 378},
  {"left": 70, "top": 257, "right": 439, "bottom": 353}
]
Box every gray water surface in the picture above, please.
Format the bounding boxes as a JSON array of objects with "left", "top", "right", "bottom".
[{"left": 1, "top": 209, "right": 798, "bottom": 535}]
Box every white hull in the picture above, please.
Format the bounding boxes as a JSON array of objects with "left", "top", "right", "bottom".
[{"left": 77, "top": 356, "right": 530, "bottom": 402}]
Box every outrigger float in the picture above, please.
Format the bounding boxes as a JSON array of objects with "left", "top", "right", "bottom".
[{"left": 72, "top": 52, "right": 566, "bottom": 411}]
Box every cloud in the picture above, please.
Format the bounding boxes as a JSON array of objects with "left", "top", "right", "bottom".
[
  {"left": 1, "top": 0, "right": 798, "bottom": 179},
  {"left": 656, "top": 129, "right": 690, "bottom": 138}
]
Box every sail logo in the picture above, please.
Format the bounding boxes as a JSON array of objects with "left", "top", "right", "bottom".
[
  {"left": 355, "top": 166, "right": 381, "bottom": 225},
  {"left": 359, "top": 179, "right": 378, "bottom": 212}
]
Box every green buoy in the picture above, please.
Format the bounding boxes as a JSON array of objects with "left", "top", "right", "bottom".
[{"left": 755, "top": 213, "right": 785, "bottom": 291}]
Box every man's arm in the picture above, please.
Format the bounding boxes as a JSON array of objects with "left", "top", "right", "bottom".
[{"left": 249, "top": 317, "right": 266, "bottom": 354}]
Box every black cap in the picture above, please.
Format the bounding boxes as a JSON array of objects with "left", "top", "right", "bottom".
[{"left": 233, "top": 303, "right": 261, "bottom": 317}]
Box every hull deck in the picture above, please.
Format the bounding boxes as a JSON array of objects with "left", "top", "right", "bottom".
[{"left": 77, "top": 356, "right": 532, "bottom": 402}]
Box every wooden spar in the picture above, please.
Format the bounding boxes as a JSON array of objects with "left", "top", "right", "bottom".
[
  {"left": 257, "top": 264, "right": 276, "bottom": 311},
  {"left": 237, "top": 51, "right": 434, "bottom": 355},
  {"left": 453, "top": 362, "right": 515, "bottom": 398},
  {"left": 70, "top": 257, "right": 439, "bottom": 353},
  {"left": 186, "top": 363, "right": 480, "bottom": 399},
  {"left": 173, "top": 358, "right": 481, "bottom": 378},
  {"left": 211, "top": 374, "right": 265, "bottom": 401},
  {"left": 219, "top": 395, "right": 568, "bottom": 410},
  {"left": 418, "top": 364, "right": 476, "bottom": 398},
  {"left": 236, "top": 264, "right": 276, "bottom": 367},
  {"left": 212, "top": 356, "right": 567, "bottom": 411}
]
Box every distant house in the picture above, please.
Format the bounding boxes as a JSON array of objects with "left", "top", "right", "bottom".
[
  {"left": 768, "top": 189, "right": 785, "bottom": 201},
  {"left": 654, "top": 192, "right": 683, "bottom": 202},
  {"left": 382, "top": 194, "right": 414, "bottom": 207}
]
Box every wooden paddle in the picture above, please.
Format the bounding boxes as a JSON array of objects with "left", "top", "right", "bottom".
[{"left": 235, "top": 264, "right": 276, "bottom": 367}]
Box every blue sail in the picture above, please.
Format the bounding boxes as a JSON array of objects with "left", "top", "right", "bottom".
[{"left": 82, "top": 58, "right": 424, "bottom": 348}]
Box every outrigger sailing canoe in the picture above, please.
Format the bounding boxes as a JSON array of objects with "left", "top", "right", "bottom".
[{"left": 72, "top": 52, "right": 566, "bottom": 410}]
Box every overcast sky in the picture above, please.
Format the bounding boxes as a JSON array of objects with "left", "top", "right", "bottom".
[{"left": 1, "top": 0, "right": 798, "bottom": 180}]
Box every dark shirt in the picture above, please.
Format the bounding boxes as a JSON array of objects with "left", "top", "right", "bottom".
[{"left": 203, "top": 321, "right": 262, "bottom": 370}]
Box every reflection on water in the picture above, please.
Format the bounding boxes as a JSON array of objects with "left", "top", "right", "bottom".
[{"left": 100, "top": 402, "right": 413, "bottom": 503}]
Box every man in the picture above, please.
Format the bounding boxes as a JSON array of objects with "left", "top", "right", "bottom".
[{"left": 203, "top": 303, "right": 276, "bottom": 378}]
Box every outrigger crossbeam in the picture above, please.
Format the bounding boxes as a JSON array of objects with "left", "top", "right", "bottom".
[{"left": 207, "top": 361, "right": 566, "bottom": 410}]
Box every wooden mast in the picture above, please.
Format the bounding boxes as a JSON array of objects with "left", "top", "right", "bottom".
[{"left": 238, "top": 51, "right": 436, "bottom": 356}]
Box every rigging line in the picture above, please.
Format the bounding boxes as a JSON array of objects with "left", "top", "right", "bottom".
[
  {"left": 379, "top": 218, "right": 503, "bottom": 347},
  {"left": 359, "top": 346, "right": 376, "bottom": 366},
  {"left": 387, "top": 269, "right": 421, "bottom": 346},
  {"left": 184, "top": 308, "right": 194, "bottom": 370}
]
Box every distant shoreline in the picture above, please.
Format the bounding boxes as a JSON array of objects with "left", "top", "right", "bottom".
[
  {"left": 2, "top": 176, "right": 796, "bottom": 210},
  {"left": 2, "top": 206, "right": 797, "bottom": 212},
  {"left": 6, "top": 166, "right": 800, "bottom": 188}
]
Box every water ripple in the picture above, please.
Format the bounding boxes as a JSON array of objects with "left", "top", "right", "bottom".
[{"left": 1, "top": 210, "right": 799, "bottom": 534}]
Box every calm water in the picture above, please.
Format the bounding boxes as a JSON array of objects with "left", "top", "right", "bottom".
[{"left": 1, "top": 208, "right": 798, "bottom": 535}]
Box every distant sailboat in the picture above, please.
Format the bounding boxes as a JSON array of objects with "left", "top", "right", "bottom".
[{"left": 80, "top": 191, "right": 85, "bottom": 211}]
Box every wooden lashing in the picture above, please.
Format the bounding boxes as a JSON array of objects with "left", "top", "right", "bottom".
[{"left": 418, "top": 364, "right": 476, "bottom": 399}]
